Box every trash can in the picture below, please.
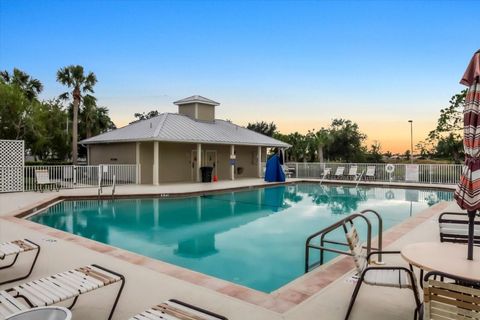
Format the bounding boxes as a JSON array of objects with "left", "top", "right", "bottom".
[{"left": 200, "top": 167, "right": 213, "bottom": 182}]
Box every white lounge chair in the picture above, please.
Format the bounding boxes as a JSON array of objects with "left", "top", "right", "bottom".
[
  {"left": 34, "top": 170, "right": 59, "bottom": 192},
  {"left": 365, "top": 166, "right": 375, "bottom": 180},
  {"left": 282, "top": 165, "right": 294, "bottom": 178},
  {"left": 347, "top": 166, "right": 358, "bottom": 180},
  {"left": 344, "top": 225, "right": 421, "bottom": 320},
  {"left": 131, "top": 299, "right": 228, "bottom": 320},
  {"left": 0, "top": 265, "right": 124, "bottom": 320},
  {"left": 334, "top": 167, "right": 345, "bottom": 179},
  {"left": 0, "top": 239, "right": 40, "bottom": 286}
]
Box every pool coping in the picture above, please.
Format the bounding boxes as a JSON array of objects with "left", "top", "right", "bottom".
[{"left": 3, "top": 182, "right": 453, "bottom": 314}]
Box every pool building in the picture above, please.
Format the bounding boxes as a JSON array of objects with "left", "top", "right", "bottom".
[{"left": 81, "top": 95, "right": 290, "bottom": 184}]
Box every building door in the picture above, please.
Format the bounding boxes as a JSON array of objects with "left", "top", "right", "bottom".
[
  {"left": 204, "top": 150, "right": 217, "bottom": 177},
  {"left": 191, "top": 150, "right": 204, "bottom": 181}
]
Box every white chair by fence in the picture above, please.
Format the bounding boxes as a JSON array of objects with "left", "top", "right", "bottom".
[
  {"left": 334, "top": 167, "right": 345, "bottom": 179},
  {"left": 347, "top": 166, "right": 358, "bottom": 180},
  {"left": 365, "top": 166, "right": 376, "bottom": 180},
  {"left": 34, "top": 170, "right": 59, "bottom": 192}
]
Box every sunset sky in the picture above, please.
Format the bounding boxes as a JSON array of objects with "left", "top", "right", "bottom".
[{"left": 1, "top": 0, "right": 478, "bottom": 153}]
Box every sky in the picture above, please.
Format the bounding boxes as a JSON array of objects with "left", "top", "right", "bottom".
[{"left": 0, "top": 0, "right": 478, "bottom": 153}]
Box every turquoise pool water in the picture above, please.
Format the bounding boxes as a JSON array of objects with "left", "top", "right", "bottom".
[{"left": 30, "top": 183, "right": 453, "bottom": 292}]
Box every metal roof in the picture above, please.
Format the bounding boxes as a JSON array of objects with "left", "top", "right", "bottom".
[
  {"left": 80, "top": 113, "right": 290, "bottom": 148},
  {"left": 173, "top": 95, "right": 220, "bottom": 106}
]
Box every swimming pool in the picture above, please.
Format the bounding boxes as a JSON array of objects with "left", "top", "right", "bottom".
[{"left": 29, "top": 183, "right": 453, "bottom": 292}]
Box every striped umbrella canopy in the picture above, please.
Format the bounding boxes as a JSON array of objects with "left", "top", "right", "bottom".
[{"left": 454, "top": 49, "right": 480, "bottom": 260}]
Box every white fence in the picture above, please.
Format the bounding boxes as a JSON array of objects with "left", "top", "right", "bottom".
[
  {"left": 281, "top": 162, "right": 463, "bottom": 185},
  {"left": 24, "top": 164, "right": 138, "bottom": 191}
]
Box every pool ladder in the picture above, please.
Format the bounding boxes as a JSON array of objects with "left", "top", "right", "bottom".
[
  {"left": 304, "top": 209, "right": 383, "bottom": 273},
  {"left": 97, "top": 174, "right": 116, "bottom": 200},
  {"left": 355, "top": 170, "right": 365, "bottom": 187}
]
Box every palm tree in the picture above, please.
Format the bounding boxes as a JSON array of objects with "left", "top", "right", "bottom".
[
  {"left": 314, "top": 129, "right": 331, "bottom": 163},
  {"left": 56, "top": 65, "right": 97, "bottom": 164},
  {"left": 81, "top": 96, "right": 115, "bottom": 138},
  {"left": 0, "top": 68, "right": 43, "bottom": 100}
]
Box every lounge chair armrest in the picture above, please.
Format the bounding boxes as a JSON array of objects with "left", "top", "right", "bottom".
[
  {"left": 363, "top": 265, "right": 411, "bottom": 273},
  {"left": 366, "top": 250, "right": 401, "bottom": 260}
]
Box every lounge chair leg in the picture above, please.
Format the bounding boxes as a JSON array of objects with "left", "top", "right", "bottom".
[
  {"left": 0, "top": 241, "right": 40, "bottom": 286},
  {"left": 107, "top": 275, "right": 125, "bottom": 320},
  {"left": 345, "top": 273, "right": 365, "bottom": 320},
  {"left": 92, "top": 264, "right": 126, "bottom": 320},
  {"left": 419, "top": 269, "right": 424, "bottom": 289},
  {"left": 0, "top": 253, "right": 19, "bottom": 270},
  {"left": 11, "top": 292, "right": 35, "bottom": 308},
  {"left": 406, "top": 269, "right": 422, "bottom": 319},
  {"left": 67, "top": 296, "right": 79, "bottom": 309}
]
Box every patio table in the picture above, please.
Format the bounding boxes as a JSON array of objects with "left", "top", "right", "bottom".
[{"left": 401, "top": 241, "right": 480, "bottom": 282}]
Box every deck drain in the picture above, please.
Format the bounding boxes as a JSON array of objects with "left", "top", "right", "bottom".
[{"left": 345, "top": 275, "right": 358, "bottom": 284}]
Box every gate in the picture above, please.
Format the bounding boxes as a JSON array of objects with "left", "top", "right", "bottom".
[{"left": 0, "top": 140, "right": 24, "bottom": 193}]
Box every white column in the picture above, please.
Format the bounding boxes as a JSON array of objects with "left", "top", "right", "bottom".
[
  {"left": 196, "top": 143, "right": 202, "bottom": 182},
  {"left": 87, "top": 145, "right": 90, "bottom": 165},
  {"left": 153, "top": 141, "right": 159, "bottom": 185},
  {"left": 257, "top": 146, "right": 262, "bottom": 178},
  {"left": 230, "top": 145, "right": 235, "bottom": 180},
  {"left": 135, "top": 142, "right": 141, "bottom": 184}
]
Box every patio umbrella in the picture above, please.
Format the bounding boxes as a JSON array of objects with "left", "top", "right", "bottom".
[{"left": 454, "top": 49, "right": 480, "bottom": 260}]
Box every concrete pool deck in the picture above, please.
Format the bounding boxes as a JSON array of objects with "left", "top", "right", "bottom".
[{"left": 0, "top": 179, "right": 465, "bottom": 319}]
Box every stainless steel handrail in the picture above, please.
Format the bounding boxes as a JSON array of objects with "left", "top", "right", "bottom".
[
  {"left": 304, "top": 209, "right": 384, "bottom": 273},
  {"left": 111, "top": 174, "right": 116, "bottom": 200}
]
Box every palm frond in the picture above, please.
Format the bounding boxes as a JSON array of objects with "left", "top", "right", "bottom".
[
  {"left": 59, "top": 92, "right": 70, "bottom": 100},
  {"left": 0, "top": 70, "right": 10, "bottom": 82}
]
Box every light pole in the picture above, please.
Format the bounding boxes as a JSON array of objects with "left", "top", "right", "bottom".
[{"left": 408, "top": 120, "right": 413, "bottom": 164}]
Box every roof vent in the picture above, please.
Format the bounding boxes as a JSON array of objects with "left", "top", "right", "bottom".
[{"left": 173, "top": 95, "right": 220, "bottom": 122}]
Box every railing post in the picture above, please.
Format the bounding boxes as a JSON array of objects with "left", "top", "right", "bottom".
[
  {"left": 73, "top": 165, "right": 77, "bottom": 185},
  {"left": 429, "top": 164, "right": 432, "bottom": 184}
]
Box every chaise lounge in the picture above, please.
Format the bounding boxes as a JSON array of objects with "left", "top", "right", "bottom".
[
  {"left": 0, "top": 239, "right": 40, "bottom": 286},
  {"left": 0, "top": 264, "right": 124, "bottom": 320},
  {"left": 130, "top": 299, "right": 228, "bottom": 320}
]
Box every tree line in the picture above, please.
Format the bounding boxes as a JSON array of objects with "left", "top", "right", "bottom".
[
  {"left": 0, "top": 67, "right": 115, "bottom": 163},
  {"left": 247, "top": 119, "right": 383, "bottom": 163},
  {"left": 416, "top": 90, "right": 466, "bottom": 163},
  {"left": 248, "top": 89, "right": 467, "bottom": 164}
]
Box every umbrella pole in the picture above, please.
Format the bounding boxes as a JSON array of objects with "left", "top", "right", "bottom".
[{"left": 468, "top": 210, "right": 476, "bottom": 260}]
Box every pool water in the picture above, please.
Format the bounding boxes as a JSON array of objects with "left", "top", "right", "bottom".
[{"left": 30, "top": 183, "right": 452, "bottom": 292}]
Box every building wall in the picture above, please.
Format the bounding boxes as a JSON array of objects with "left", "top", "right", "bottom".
[
  {"left": 234, "top": 145, "right": 262, "bottom": 178},
  {"left": 196, "top": 103, "right": 215, "bottom": 122},
  {"left": 88, "top": 143, "right": 136, "bottom": 164},
  {"left": 89, "top": 141, "right": 266, "bottom": 184},
  {"left": 178, "top": 103, "right": 215, "bottom": 122},
  {"left": 178, "top": 103, "right": 196, "bottom": 119},
  {"left": 158, "top": 142, "right": 193, "bottom": 183}
]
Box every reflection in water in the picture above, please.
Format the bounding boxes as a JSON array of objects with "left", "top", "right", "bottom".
[{"left": 30, "top": 183, "right": 453, "bottom": 292}]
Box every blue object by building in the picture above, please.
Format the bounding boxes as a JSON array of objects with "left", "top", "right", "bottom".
[{"left": 264, "top": 154, "right": 286, "bottom": 182}]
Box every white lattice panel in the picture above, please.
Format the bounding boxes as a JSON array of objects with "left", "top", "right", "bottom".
[{"left": 0, "top": 140, "right": 24, "bottom": 192}]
